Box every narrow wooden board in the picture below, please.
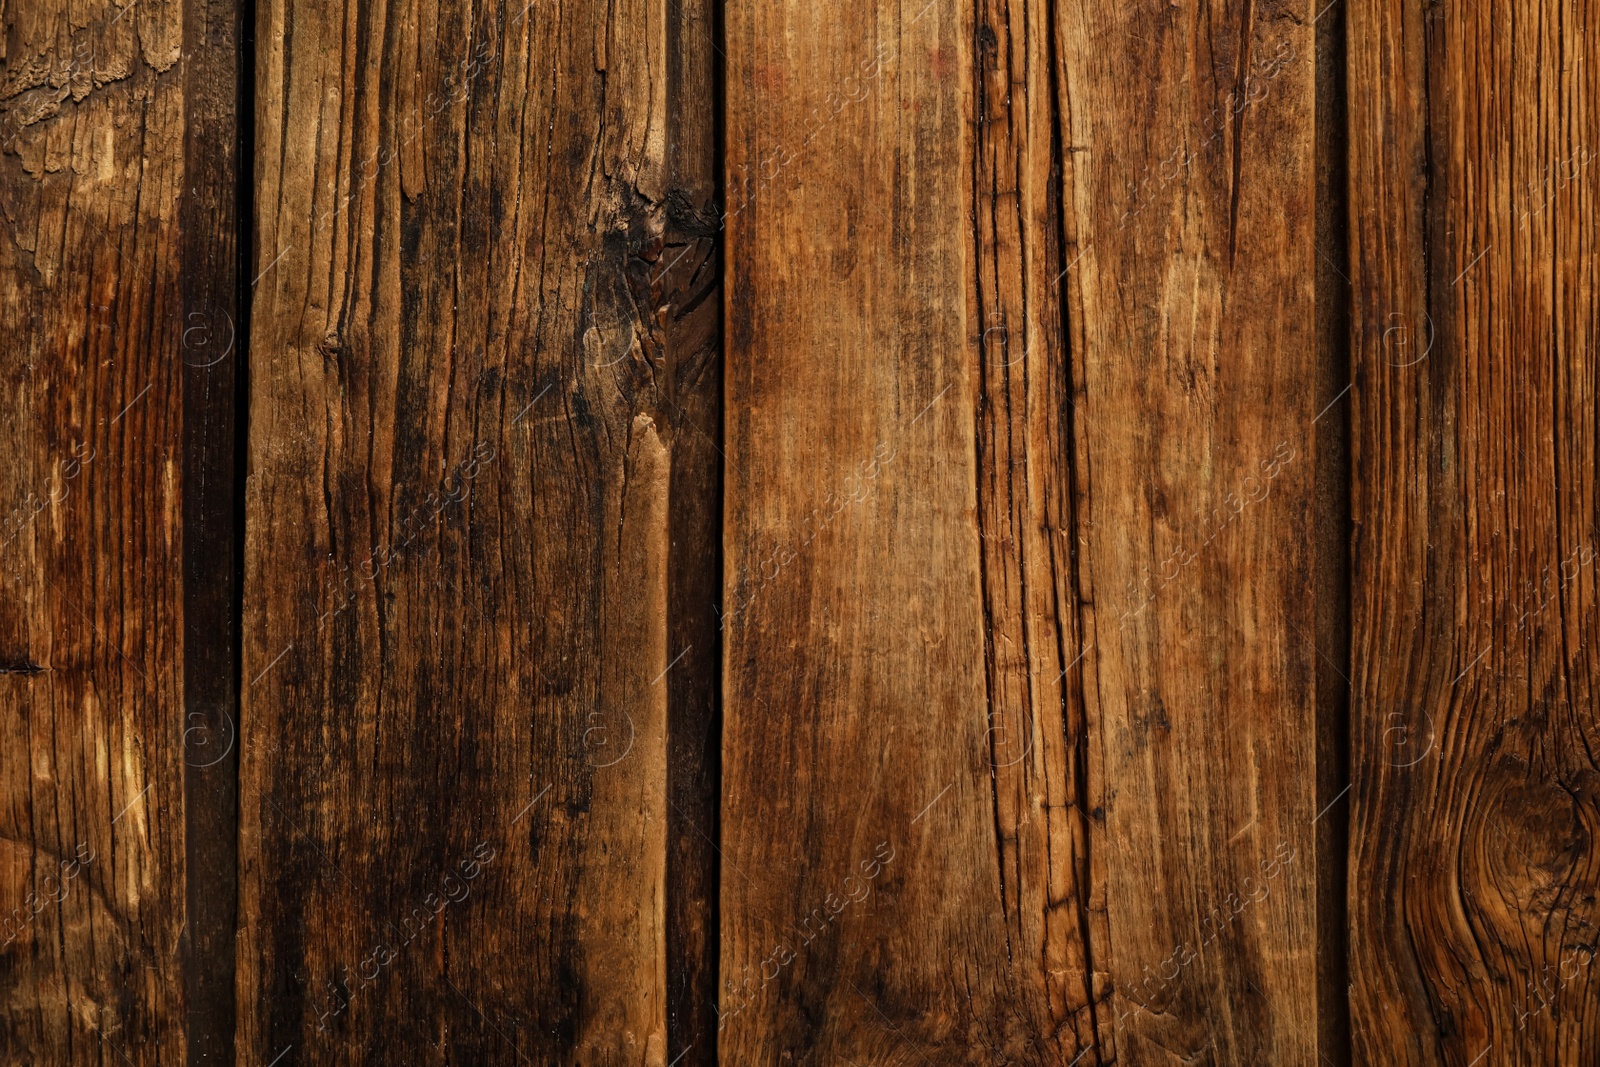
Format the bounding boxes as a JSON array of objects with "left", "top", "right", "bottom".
[
  {"left": 240, "top": 0, "right": 717, "bottom": 1059},
  {"left": 721, "top": 0, "right": 1074, "bottom": 1062},
  {"left": 1056, "top": 0, "right": 1323, "bottom": 1061},
  {"left": 0, "top": 0, "right": 210, "bottom": 1059},
  {"left": 1347, "top": 0, "right": 1600, "bottom": 1061}
]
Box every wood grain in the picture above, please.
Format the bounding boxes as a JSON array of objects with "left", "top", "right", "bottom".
[
  {"left": 1055, "top": 0, "right": 1323, "bottom": 1061},
  {"left": 1313, "top": 0, "right": 1353, "bottom": 1061},
  {"left": 0, "top": 0, "right": 200, "bottom": 1060},
  {"left": 1347, "top": 0, "right": 1600, "bottom": 1061},
  {"left": 721, "top": 0, "right": 1073, "bottom": 1062},
  {"left": 240, "top": 0, "right": 717, "bottom": 1059},
  {"left": 12, "top": 0, "right": 1600, "bottom": 1058},
  {"left": 724, "top": 0, "right": 1328, "bottom": 1060}
]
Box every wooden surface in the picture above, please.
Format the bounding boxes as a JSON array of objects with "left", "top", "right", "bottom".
[
  {"left": 721, "top": 0, "right": 1040, "bottom": 1061},
  {"left": 1058, "top": 0, "right": 1323, "bottom": 1062},
  {"left": 660, "top": 0, "right": 724, "bottom": 1057},
  {"left": 240, "top": 0, "right": 716, "bottom": 1059},
  {"left": 973, "top": 0, "right": 1103, "bottom": 1059},
  {"left": 4, "top": 0, "right": 1599, "bottom": 1061},
  {"left": 1347, "top": 0, "right": 1600, "bottom": 1062},
  {"left": 0, "top": 0, "right": 211, "bottom": 1060},
  {"left": 722, "top": 0, "right": 1327, "bottom": 1058},
  {"left": 1312, "top": 0, "right": 1353, "bottom": 1060}
]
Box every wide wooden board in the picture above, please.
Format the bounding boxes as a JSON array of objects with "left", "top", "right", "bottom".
[
  {"left": 240, "top": 0, "right": 717, "bottom": 1060},
  {"left": 1054, "top": 0, "right": 1324, "bottom": 1060}
]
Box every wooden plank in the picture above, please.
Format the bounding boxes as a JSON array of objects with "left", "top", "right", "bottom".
[
  {"left": 724, "top": 0, "right": 1324, "bottom": 1061},
  {"left": 720, "top": 0, "right": 1074, "bottom": 1062},
  {"left": 0, "top": 0, "right": 207, "bottom": 1060},
  {"left": 1347, "top": 0, "right": 1600, "bottom": 1061},
  {"left": 240, "top": 0, "right": 716, "bottom": 1059},
  {"left": 1055, "top": 0, "right": 1322, "bottom": 1060}
]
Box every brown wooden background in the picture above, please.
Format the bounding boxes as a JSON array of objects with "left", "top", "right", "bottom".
[{"left": 1, "top": 0, "right": 1597, "bottom": 1060}]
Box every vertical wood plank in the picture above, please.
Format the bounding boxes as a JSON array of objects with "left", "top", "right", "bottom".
[
  {"left": 0, "top": 0, "right": 201, "bottom": 1059},
  {"left": 1056, "top": 0, "right": 1322, "bottom": 1061},
  {"left": 240, "top": 0, "right": 715, "bottom": 1059},
  {"left": 721, "top": 0, "right": 1076, "bottom": 1062},
  {"left": 1348, "top": 0, "right": 1600, "bottom": 1061}
]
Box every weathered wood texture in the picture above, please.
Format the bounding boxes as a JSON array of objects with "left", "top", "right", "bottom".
[
  {"left": 14, "top": 0, "right": 1600, "bottom": 1059},
  {"left": 0, "top": 0, "right": 226, "bottom": 1059},
  {"left": 1055, "top": 0, "right": 1323, "bottom": 1061},
  {"left": 723, "top": 0, "right": 1326, "bottom": 1061},
  {"left": 1347, "top": 0, "right": 1600, "bottom": 1062},
  {"left": 721, "top": 0, "right": 1046, "bottom": 1062},
  {"left": 240, "top": 0, "right": 717, "bottom": 1060}
]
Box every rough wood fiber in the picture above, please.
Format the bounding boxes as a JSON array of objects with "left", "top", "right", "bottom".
[
  {"left": 240, "top": 0, "right": 717, "bottom": 1060},
  {"left": 0, "top": 0, "right": 196, "bottom": 1060},
  {"left": 1347, "top": 0, "right": 1600, "bottom": 1062},
  {"left": 721, "top": 0, "right": 1062, "bottom": 1062},
  {"left": 1055, "top": 0, "right": 1322, "bottom": 1061}
]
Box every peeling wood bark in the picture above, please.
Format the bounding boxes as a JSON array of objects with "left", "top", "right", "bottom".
[
  {"left": 1347, "top": 0, "right": 1600, "bottom": 1062},
  {"left": 240, "top": 0, "right": 715, "bottom": 1058}
]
